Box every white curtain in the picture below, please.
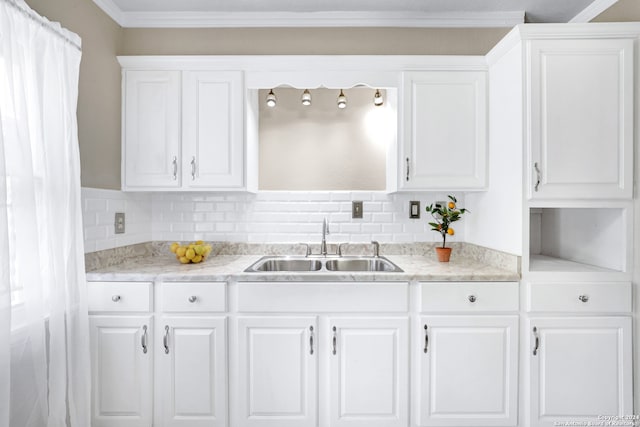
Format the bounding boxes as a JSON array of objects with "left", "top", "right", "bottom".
[{"left": 0, "top": 0, "right": 91, "bottom": 426}]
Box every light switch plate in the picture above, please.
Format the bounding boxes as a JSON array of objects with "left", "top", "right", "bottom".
[
  {"left": 352, "top": 201, "right": 363, "bottom": 219},
  {"left": 409, "top": 201, "right": 420, "bottom": 219},
  {"left": 114, "top": 212, "right": 125, "bottom": 234}
]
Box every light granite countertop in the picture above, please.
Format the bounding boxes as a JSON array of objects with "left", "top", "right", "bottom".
[{"left": 85, "top": 242, "right": 520, "bottom": 282}]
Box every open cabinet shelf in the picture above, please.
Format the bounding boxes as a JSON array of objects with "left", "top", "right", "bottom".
[{"left": 528, "top": 207, "right": 631, "bottom": 276}]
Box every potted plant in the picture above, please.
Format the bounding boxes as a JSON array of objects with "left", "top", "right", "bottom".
[{"left": 426, "top": 195, "right": 468, "bottom": 262}]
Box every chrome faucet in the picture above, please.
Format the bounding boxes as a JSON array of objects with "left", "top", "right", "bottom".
[{"left": 321, "top": 218, "right": 330, "bottom": 256}]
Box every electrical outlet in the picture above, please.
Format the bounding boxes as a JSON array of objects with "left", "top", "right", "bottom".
[
  {"left": 409, "top": 201, "right": 420, "bottom": 219},
  {"left": 114, "top": 212, "right": 125, "bottom": 234},
  {"left": 352, "top": 201, "right": 363, "bottom": 219}
]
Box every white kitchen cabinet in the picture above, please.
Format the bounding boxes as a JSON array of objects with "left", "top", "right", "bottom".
[
  {"left": 401, "top": 71, "right": 487, "bottom": 190},
  {"left": 417, "top": 315, "right": 518, "bottom": 427},
  {"left": 236, "top": 316, "right": 318, "bottom": 427},
  {"left": 528, "top": 38, "right": 633, "bottom": 200},
  {"left": 121, "top": 68, "right": 244, "bottom": 191},
  {"left": 528, "top": 317, "right": 633, "bottom": 427},
  {"left": 182, "top": 71, "right": 244, "bottom": 189},
  {"left": 123, "top": 70, "right": 181, "bottom": 189},
  {"left": 156, "top": 316, "right": 227, "bottom": 427},
  {"left": 329, "top": 317, "right": 409, "bottom": 427},
  {"left": 89, "top": 315, "right": 153, "bottom": 427}
]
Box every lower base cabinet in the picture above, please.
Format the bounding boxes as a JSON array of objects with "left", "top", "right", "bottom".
[
  {"left": 235, "top": 316, "right": 409, "bottom": 427},
  {"left": 89, "top": 315, "right": 153, "bottom": 427},
  {"left": 528, "top": 317, "right": 633, "bottom": 427},
  {"left": 156, "top": 316, "right": 227, "bottom": 427},
  {"left": 417, "top": 315, "right": 519, "bottom": 427}
]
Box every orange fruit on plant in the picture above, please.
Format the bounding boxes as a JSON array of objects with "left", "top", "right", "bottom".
[
  {"left": 447, "top": 228, "right": 455, "bottom": 236},
  {"left": 448, "top": 201, "right": 456, "bottom": 209}
]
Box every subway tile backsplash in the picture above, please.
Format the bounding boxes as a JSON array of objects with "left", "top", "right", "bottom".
[{"left": 81, "top": 188, "right": 465, "bottom": 253}]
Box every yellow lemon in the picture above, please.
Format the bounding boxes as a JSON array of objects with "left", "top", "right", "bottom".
[
  {"left": 179, "top": 256, "right": 190, "bottom": 264},
  {"left": 194, "top": 245, "right": 204, "bottom": 256},
  {"left": 447, "top": 228, "right": 455, "bottom": 236},
  {"left": 448, "top": 201, "right": 456, "bottom": 209},
  {"left": 192, "top": 255, "right": 203, "bottom": 263},
  {"left": 176, "top": 247, "right": 187, "bottom": 257},
  {"left": 185, "top": 248, "right": 196, "bottom": 260},
  {"left": 170, "top": 242, "right": 180, "bottom": 253},
  {"left": 195, "top": 240, "right": 204, "bottom": 245}
]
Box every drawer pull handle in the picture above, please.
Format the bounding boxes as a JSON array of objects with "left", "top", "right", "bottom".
[
  {"left": 468, "top": 295, "right": 477, "bottom": 303},
  {"left": 188, "top": 296, "right": 197, "bottom": 303},
  {"left": 332, "top": 326, "right": 337, "bottom": 355},
  {"left": 112, "top": 295, "right": 121, "bottom": 302},
  {"left": 141, "top": 325, "right": 148, "bottom": 354},
  {"left": 578, "top": 295, "right": 589, "bottom": 303},
  {"left": 406, "top": 157, "right": 410, "bottom": 181},
  {"left": 164, "top": 325, "right": 170, "bottom": 354},
  {"left": 533, "top": 326, "right": 539, "bottom": 356},
  {"left": 172, "top": 156, "right": 178, "bottom": 180},
  {"left": 424, "top": 324, "right": 429, "bottom": 354},
  {"left": 309, "top": 326, "right": 314, "bottom": 355},
  {"left": 190, "top": 157, "right": 196, "bottom": 180}
]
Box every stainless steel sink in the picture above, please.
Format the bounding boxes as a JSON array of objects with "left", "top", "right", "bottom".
[
  {"left": 325, "top": 257, "right": 403, "bottom": 272},
  {"left": 244, "top": 256, "right": 403, "bottom": 273},
  {"left": 246, "top": 257, "right": 323, "bottom": 272}
]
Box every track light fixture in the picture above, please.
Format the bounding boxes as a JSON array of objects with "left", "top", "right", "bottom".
[
  {"left": 373, "top": 89, "right": 384, "bottom": 106},
  {"left": 337, "top": 89, "right": 347, "bottom": 109},
  {"left": 301, "top": 89, "right": 312, "bottom": 106},
  {"left": 266, "top": 89, "right": 277, "bottom": 107}
]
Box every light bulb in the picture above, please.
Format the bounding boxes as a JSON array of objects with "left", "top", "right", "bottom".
[
  {"left": 266, "top": 89, "right": 277, "bottom": 107},
  {"left": 301, "top": 89, "right": 311, "bottom": 106},
  {"left": 373, "top": 89, "right": 384, "bottom": 106},
  {"left": 337, "top": 89, "right": 347, "bottom": 109}
]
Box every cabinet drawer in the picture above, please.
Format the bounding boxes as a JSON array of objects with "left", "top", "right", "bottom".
[
  {"left": 526, "top": 282, "right": 631, "bottom": 313},
  {"left": 237, "top": 282, "right": 409, "bottom": 312},
  {"left": 161, "top": 282, "right": 226, "bottom": 312},
  {"left": 88, "top": 281, "right": 152, "bottom": 313},
  {"left": 420, "top": 282, "right": 519, "bottom": 312}
]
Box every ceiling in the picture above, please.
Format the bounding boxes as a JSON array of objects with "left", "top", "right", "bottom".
[{"left": 93, "top": 0, "right": 618, "bottom": 28}]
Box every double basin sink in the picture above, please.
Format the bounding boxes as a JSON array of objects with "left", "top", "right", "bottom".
[{"left": 245, "top": 256, "right": 403, "bottom": 273}]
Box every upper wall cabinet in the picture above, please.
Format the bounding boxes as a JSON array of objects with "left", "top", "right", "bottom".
[
  {"left": 122, "top": 69, "right": 244, "bottom": 191},
  {"left": 528, "top": 38, "right": 634, "bottom": 200},
  {"left": 124, "top": 70, "right": 182, "bottom": 189},
  {"left": 401, "top": 71, "right": 487, "bottom": 191}
]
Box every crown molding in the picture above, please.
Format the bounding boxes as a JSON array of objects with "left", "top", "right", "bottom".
[
  {"left": 91, "top": 1, "right": 524, "bottom": 29},
  {"left": 569, "top": 0, "right": 619, "bottom": 23}
]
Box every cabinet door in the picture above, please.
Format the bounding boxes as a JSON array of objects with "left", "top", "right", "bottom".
[
  {"left": 528, "top": 317, "right": 632, "bottom": 427},
  {"left": 89, "top": 316, "right": 153, "bottom": 427},
  {"left": 156, "top": 317, "right": 227, "bottom": 427},
  {"left": 236, "top": 316, "right": 317, "bottom": 427},
  {"left": 418, "top": 316, "right": 518, "bottom": 427},
  {"left": 329, "top": 317, "right": 409, "bottom": 427},
  {"left": 123, "top": 70, "right": 181, "bottom": 189},
  {"left": 528, "top": 39, "right": 633, "bottom": 199},
  {"left": 401, "top": 71, "right": 487, "bottom": 190},
  {"left": 183, "top": 71, "right": 244, "bottom": 189}
]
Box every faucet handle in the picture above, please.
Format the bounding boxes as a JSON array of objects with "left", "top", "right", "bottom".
[
  {"left": 299, "top": 243, "right": 312, "bottom": 257},
  {"left": 371, "top": 241, "right": 380, "bottom": 257},
  {"left": 338, "top": 243, "right": 347, "bottom": 257}
]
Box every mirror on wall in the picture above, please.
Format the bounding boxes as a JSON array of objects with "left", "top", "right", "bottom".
[{"left": 256, "top": 87, "right": 397, "bottom": 191}]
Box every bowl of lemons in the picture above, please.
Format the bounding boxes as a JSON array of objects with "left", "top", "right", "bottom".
[{"left": 170, "top": 241, "right": 213, "bottom": 264}]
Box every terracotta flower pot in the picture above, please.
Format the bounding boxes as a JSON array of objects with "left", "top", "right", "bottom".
[{"left": 436, "top": 247, "right": 452, "bottom": 262}]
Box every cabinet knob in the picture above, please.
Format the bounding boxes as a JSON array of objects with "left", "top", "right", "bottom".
[
  {"left": 188, "top": 295, "right": 197, "bottom": 303},
  {"left": 112, "top": 295, "right": 121, "bottom": 302},
  {"left": 468, "top": 295, "right": 477, "bottom": 303},
  {"left": 578, "top": 295, "right": 589, "bottom": 303}
]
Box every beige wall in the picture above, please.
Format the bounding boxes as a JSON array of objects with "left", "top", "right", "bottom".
[
  {"left": 25, "top": 0, "right": 123, "bottom": 190},
  {"left": 120, "top": 27, "right": 510, "bottom": 55},
  {"left": 20, "top": 0, "right": 639, "bottom": 190},
  {"left": 593, "top": 0, "right": 640, "bottom": 21},
  {"left": 259, "top": 88, "right": 390, "bottom": 190}
]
